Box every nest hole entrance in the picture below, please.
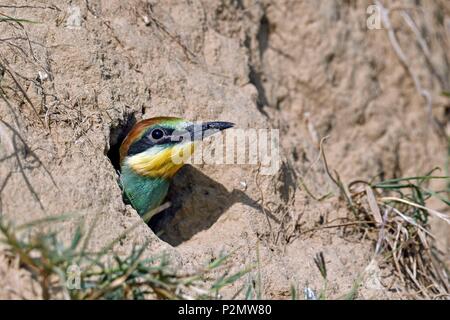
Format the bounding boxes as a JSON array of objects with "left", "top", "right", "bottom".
[{"left": 106, "top": 113, "right": 185, "bottom": 239}]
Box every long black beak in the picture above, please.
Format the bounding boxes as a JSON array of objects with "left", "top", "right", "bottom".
[{"left": 184, "top": 121, "right": 234, "bottom": 141}]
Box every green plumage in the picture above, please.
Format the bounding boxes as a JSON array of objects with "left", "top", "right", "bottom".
[
  {"left": 118, "top": 117, "right": 233, "bottom": 222},
  {"left": 120, "top": 164, "right": 170, "bottom": 218}
]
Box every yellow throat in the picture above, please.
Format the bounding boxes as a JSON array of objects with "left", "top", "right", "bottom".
[{"left": 126, "top": 142, "right": 196, "bottom": 179}]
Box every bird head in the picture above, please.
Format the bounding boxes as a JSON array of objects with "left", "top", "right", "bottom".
[{"left": 119, "top": 117, "right": 234, "bottom": 179}]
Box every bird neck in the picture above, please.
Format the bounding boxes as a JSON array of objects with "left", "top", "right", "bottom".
[{"left": 120, "top": 164, "right": 170, "bottom": 219}]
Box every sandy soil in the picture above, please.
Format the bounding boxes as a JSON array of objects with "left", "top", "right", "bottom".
[{"left": 0, "top": 0, "right": 449, "bottom": 299}]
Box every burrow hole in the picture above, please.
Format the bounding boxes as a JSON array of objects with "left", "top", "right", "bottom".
[{"left": 106, "top": 112, "right": 180, "bottom": 239}]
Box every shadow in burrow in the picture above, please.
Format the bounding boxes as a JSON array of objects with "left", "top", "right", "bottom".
[
  {"left": 150, "top": 164, "right": 268, "bottom": 246},
  {"left": 107, "top": 115, "right": 271, "bottom": 247}
]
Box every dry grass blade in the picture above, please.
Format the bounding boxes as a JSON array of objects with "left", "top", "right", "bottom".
[{"left": 381, "top": 197, "right": 450, "bottom": 225}]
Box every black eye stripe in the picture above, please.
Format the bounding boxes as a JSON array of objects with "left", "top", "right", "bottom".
[{"left": 127, "top": 127, "right": 176, "bottom": 157}]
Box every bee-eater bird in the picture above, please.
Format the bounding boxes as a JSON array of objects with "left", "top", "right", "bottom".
[{"left": 119, "top": 117, "right": 234, "bottom": 220}]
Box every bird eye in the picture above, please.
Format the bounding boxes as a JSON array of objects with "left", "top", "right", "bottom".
[{"left": 150, "top": 128, "right": 164, "bottom": 141}]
